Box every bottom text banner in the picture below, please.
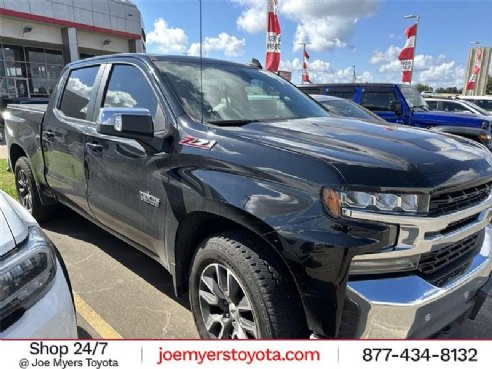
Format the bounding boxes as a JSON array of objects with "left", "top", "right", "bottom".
[{"left": 0, "top": 339, "right": 490, "bottom": 369}]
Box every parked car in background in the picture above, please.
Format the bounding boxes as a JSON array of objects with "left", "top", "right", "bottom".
[
  {"left": 425, "top": 97, "right": 492, "bottom": 117},
  {"left": 298, "top": 83, "right": 492, "bottom": 148},
  {"left": 456, "top": 96, "right": 492, "bottom": 112},
  {"left": 311, "top": 95, "right": 387, "bottom": 124},
  {"left": 0, "top": 190, "right": 77, "bottom": 338}
]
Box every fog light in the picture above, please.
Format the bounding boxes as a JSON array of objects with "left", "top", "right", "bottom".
[{"left": 349, "top": 255, "right": 420, "bottom": 275}]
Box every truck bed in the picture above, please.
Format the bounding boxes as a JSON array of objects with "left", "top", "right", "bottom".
[{"left": 7, "top": 104, "right": 48, "bottom": 114}]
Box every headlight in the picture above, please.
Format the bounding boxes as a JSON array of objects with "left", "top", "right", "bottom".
[
  {"left": 322, "top": 189, "right": 429, "bottom": 217},
  {"left": 0, "top": 226, "right": 57, "bottom": 322}
]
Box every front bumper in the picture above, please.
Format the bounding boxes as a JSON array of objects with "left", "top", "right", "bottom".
[{"left": 345, "top": 225, "right": 492, "bottom": 338}]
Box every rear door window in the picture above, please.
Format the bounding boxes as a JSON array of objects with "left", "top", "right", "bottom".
[
  {"left": 427, "top": 100, "right": 438, "bottom": 110},
  {"left": 443, "top": 101, "right": 467, "bottom": 113},
  {"left": 361, "top": 89, "right": 397, "bottom": 111},
  {"left": 59, "top": 66, "right": 100, "bottom": 120},
  {"left": 325, "top": 87, "right": 355, "bottom": 99}
]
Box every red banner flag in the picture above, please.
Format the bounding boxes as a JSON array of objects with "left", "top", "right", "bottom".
[
  {"left": 398, "top": 23, "right": 417, "bottom": 83},
  {"left": 466, "top": 48, "right": 483, "bottom": 91},
  {"left": 302, "top": 46, "right": 311, "bottom": 83},
  {"left": 266, "top": 0, "right": 281, "bottom": 72},
  {"left": 302, "top": 70, "right": 311, "bottom": 83}
]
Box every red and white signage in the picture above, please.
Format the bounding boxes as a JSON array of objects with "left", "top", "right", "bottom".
[
  {"left": 302, "top": 50, "right": 311, "bottom": 83},
  {"left": 266, "top": 0, "right": 281, "bottom": 72},
  {"left": 398, "top": 23, "right": 417, "bottom": 83},
  {"left": 466, "top": 47, "right": 483, "bottom": 91}
]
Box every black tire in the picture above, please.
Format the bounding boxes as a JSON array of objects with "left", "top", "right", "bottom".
[
  {"left": 14, "top": 156, "right": 55, "bottom": 221},
  {"left": 189, "top": 231, "right": 307, "bottom": 339}
]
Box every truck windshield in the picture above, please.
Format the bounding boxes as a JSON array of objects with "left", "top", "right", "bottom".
[
  {"left": 400, "top": 86, "right": 429, "bottom": 110},
  {"left": 154, "top": 61, "right": 330, "bottom": 124}
]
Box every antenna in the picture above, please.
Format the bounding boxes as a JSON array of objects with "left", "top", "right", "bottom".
[{"left": 199, "top": 0, "right": 204, "bottom": 123}]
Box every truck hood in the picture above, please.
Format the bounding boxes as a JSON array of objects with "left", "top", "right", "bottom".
[
  {"left": 0, "top": 191, "right": 36, "bottom": 257},
  {"left": 413, "top": 110, "right": 492, "bottom": 127},
  {"left": 236, "top": 117, "right": 492, "bottom": 190}
]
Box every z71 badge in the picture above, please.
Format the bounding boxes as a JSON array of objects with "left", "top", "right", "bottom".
[
  {"left": 139, "top": 191, "right": 161, "bottom": 208},
  {"left": 179, "top": 135, "right": 216, "bottom": 150}
]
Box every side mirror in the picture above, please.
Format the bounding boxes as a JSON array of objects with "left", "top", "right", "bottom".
[
  {"left": 97, "top": 107, "right": 154, "bottom": 139},
  {"left": 389, "top": 101, "right": 402, "bottom": 115}
]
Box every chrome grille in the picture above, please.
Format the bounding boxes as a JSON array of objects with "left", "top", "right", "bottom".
[
  {"left": 429, "top": 182, "right": 492, "bottom": 216},
  {"left": 417, "top": 231, "right": 482, "bottom": 287}
]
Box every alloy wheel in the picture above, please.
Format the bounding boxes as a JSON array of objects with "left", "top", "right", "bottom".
[
  {"left": 16, "top": 169, "right": 33, "bottom": 212},
  {"left": 198, "top": 263, "right": 258, "bottom": 339}
]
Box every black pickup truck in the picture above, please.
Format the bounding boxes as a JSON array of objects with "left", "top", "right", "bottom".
[{"left": 5, "top": 54, "right": 492, "bottom": 339}]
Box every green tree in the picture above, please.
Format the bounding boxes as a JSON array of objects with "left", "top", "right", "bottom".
[
  {"left": 415, "top": 83, "right": 433, "bottom": 92},
  {"left": 486, "top": 75, "right": 492, "bottom": 94}
]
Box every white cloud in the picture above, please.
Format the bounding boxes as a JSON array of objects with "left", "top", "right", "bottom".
[
  {"left": 146, "top": 18, "right": 245, "bottom": 59},
  {"left": 234, "top": 0, "right": 380, "bottom": 52},
  {"left": 280, "top": 58, "right": 373, "bottom": 84},
  {"left": 147, "top": 18, "right": 188, "bottom": 54},
  {"left": 369, "top": 45, "right": 399, "bottom": 64},
  {"left": 235, "top": 0, "right": 266, "bottom": 33},
  {"left": 418, "top": 62, "right": 465, "bottom": 86},
  {"left": 284, "top": 0, "right": 380, "bottom": 52},
  {"left": 370, "top": 45, "right": 465, "bottom": 87},
  {"left": 188, "top": 33, "right": 246, "bottom": 57}
]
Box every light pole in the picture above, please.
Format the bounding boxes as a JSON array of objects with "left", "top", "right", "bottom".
[
  {"left": 352, "top": 65, "right": 356, "bottom": 83},
  {"left": 403, "top": 14, "right": 420, "bottom": 85},
  {"left": 299, "top": 42, "right": 311, "bottom": 84}
]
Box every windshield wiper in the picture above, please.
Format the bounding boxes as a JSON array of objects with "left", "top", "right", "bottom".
[{"left": 207, "top": 119, "right": 261, "bottom": 126}]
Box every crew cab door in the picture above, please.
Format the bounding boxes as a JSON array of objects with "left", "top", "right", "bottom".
[
  {"left": 360, "top": 87, "right": 404, "bottom": 123},
  {"left": 84, "top": 62, "right": 169, "bottom": 256},
  {"left": 43, "top": 64, "right": 102, "bottom": 215}
]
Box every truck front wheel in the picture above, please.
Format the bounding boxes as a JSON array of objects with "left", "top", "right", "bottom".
[
  {"left": 14, "top": 157, "right": 55, "bottom": 221},
  {"left": 189, "top": 231, "right": 307, "bottom": 339}
]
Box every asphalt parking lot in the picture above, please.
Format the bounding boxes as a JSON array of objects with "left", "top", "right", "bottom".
[
  {"left": 39, "top": 206, "right": 491, "bottom": 339},
  {"left": 42, "top": 207, "right": 198, "bottom": 339}
]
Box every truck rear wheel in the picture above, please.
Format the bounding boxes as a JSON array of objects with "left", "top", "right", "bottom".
[
  {"left": 189, "top": 231, "right": 307, "bottom": 339},
  {"left": 14, "top": 157, "right": 55, "bottom": 221}
]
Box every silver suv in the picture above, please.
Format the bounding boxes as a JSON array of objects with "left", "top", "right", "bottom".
[{"left": 425, "top": 97, "right": 492, "bottom": 117}]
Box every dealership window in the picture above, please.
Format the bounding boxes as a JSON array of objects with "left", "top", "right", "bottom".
[{"left": 0, "top": 44, "right": 64, "bottom": 98}]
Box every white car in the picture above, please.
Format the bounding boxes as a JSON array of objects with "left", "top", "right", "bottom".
[
  {"left": 425, "top": 97, "right": 492, "bottom": 117},
  {"left": 0, "top": 190, "right": 77, "bottom": 338},
  {"left": 456, "top": 96, "right": 492, "bottom": 112}
]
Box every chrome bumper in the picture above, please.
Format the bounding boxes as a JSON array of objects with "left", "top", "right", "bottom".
[{"left": 346, "top": 226, "right": 492, "bottom": 338}]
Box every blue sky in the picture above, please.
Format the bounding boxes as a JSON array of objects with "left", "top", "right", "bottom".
[{"left": 133, "top": 0, "right": 492, "bottom": 88}]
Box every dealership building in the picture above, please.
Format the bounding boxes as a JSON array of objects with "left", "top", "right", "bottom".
[{"left": 0, "top": 0, "right": 145, "bottom": 100}]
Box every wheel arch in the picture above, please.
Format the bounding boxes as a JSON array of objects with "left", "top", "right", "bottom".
[
  {"left": 173, "top": 208, "right": 288, "bottom": 291},
  {"left": 9, "top": 143, "right": 27, "bottom": 170},
  {"left": 9, "top": 144, "right": 57, "bottom": 206}
]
